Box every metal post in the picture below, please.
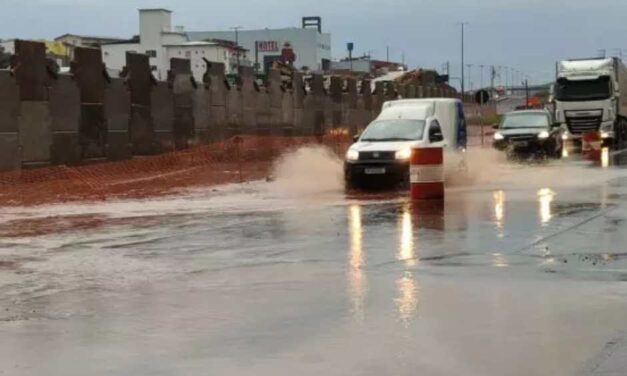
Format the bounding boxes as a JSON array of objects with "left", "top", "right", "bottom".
[
  {"left": 254, "top": 41, "right": 259, "bottom": 74},
  {"left": 349, "top": 49, "right": 353, "bottom": 72},
  {"left": 458, "top": 22, "right": 467, "bottom": 96},
  {"left": 230, "top": 26, "right": 242, "bottom": 73}
]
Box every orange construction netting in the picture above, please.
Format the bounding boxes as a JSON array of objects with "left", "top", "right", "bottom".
[{"left": 0, "top": 135, "right": 352, "bottom": 207}]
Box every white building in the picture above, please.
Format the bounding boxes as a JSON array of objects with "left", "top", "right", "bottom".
[
  {"left": 101, "top": 9, "right": 250, "bottom": 82},
  {"left": 0, "top": 39, "right": 15, "bottom": 55},
  {"left": 186, "top": 21, "right": 332, "bottom": 73}
]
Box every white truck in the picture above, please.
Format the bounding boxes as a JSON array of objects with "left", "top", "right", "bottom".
[{"left": 554, "top": 57, "right": 627, "bottom": 147}]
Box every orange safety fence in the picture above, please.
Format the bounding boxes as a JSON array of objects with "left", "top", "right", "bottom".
[{"left": 0, "top": 134, "right": 352, "bottom": 207}]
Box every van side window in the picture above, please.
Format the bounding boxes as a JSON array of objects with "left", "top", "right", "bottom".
[{"left": 429, "top": 120, "right": 444, "bottom": 142}]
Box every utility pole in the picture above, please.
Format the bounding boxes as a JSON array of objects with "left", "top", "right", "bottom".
[
  {"left": 525, "top": 79, "right": 529, "bottom": 108},
  {"left": 230, "top": 26, "right": 243, "bottom": 74},
  {"left": 386, "top": 46, "right": 390, "bottom": 63},
  {"left": 457, "top": 22, "right": 468, "bottom": 96},
  {"left": 490, "top": 65, "right": 496, "bottom": 94}
]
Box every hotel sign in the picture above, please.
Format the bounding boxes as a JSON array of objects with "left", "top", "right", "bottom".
[{"left": 256, "top": 41, "right": 280, "bottom": 52}]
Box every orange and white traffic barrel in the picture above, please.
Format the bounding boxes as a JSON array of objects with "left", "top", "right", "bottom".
[
  {"left": 410, "top": 147, "right": 444, "bottom": 200},
  {"left": 582, "top": 132, "right": 602, "bottom": 161}
]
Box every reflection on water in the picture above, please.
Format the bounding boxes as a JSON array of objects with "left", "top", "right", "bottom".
[
  {"left": 347, "top": 204, "right": 366, "bottom": 321},
  {"left": 493, "top": 190, "right": 506, "bottom": 235},
  {"left": 492, "top": 252, "right": 509, "bottom": 268},
  {"left": 397, "top": 204, "right": 416, "bottom": 266},
  {"left": 601, "top": 147, "right": 610, "bottom": 168},
  {"left": 537, "top": 188, "right": 554, "bottom": 225},
  {"left": 395, "top": 205, "right": 418, "bottom": 324},
  {"left": 395, "top": 272, "right": 418, "bottom": 325}
]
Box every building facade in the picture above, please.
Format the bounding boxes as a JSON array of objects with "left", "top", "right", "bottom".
[
  {"left": 186, "top": 24, "right": 331, "bottom": 73},
  {"left": 101, "top": 9, "right": 250, "bottom": 81}
]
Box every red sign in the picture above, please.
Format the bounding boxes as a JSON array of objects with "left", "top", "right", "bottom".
[{"left": 256, "top": 41, "right": 279, "bottom": 52}]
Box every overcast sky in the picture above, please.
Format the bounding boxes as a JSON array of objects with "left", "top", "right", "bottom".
[{"left": 3, "top": 0, "right": 627, "bottom": 86}]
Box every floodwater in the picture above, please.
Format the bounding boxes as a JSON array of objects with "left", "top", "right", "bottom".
[{"left": 2, "top": 147, "right": 627, "bottom": 376}]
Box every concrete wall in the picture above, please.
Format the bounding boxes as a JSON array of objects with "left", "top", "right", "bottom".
[{"left": 0, "top": 40, "right": 462, "bottom": 172}]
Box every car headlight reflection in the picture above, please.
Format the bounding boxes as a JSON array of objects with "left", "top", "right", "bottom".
[
  {"left": 493, "top": 132, "right": 504, "bottom": 141},
  {"left": 346, "top": 149, "right": 359, "bottom": 161},
  {"left": 538, "top": 131, "right": 550, "bottom": 139},
  {"left": 395, "top": 148, "right": 412, "bottom": 160}
]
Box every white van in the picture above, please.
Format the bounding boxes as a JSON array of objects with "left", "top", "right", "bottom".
[{"left": 344, "top": 98, "right": 467, "bottom": 188}]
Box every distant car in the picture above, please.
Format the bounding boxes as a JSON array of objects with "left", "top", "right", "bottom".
[
  {"left": 492, "top": 110, "right": 563, "bottom": 158},
  {"left": 344, "top": 98, "right": 467, "bottom": 189}
]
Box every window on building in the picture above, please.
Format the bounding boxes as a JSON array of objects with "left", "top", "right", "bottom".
[
  {"left": 178, "top": 51, "right": 182, "bottom": 55},
  {"left": 150, "top": 65, "right": 157, "bottom": 71},
  {"left": 185, "top": 51, "right": 191, "bottom": 58},
  {"left": 104, "top": 51, "right": 109, "bottom": 56},
  {"left": 146, "top": 50, "right": 157, "bottom": 58}
]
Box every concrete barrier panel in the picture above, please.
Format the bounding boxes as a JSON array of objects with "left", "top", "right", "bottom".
[
  {"left": 129, "top": 105, "right": 155, "bottom": 155},
  {"left": 79, "top": 105, "right": 106, "bottom": 159},
  {"left": 51, "top": 133, "right": 81, "bottom": 165},
  {"left": 151, "top": 81, "right": 174, "bottom": 152},
  {"left": 256, "top": 89, "right": 272, "bottom": 135},
  {"left": 18, "top": 101, "right": 52, "bottom": 165},
  {"left": 240, "top": 67, "right": 257, "bottom": 135},
  {"left": 48, "top": 76, "right": 83, "bottom": 164},
  {"left": 49, "top": 76, "right": 80, "bottom": 133},
  {"left": 193, "top": 86, "right": 211, "bottom": 143},
  {"left": 104, "top": 78, "right": 131, "bottom": 160},
  {"left": 0, "top": 72, "right": 20, "bottom": 133},
  {"left": 72, "top": 47, "right": 106, "bottom": 104},
  {"left": 14, "top": 40, "right": 49, "bottom": 101},
  {"left": 0, "top": 133, "right": 21, "bottom": 171},
  {"left": 170, "top": 58, "right": 195, "bottom": 149},
  {"left": 281, "top": 91, "right": 294, "bottom": 135}
]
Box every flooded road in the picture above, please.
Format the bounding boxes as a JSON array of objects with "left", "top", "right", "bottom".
[{"left": 2, "top": 149, "right": 627, "bottom": 375}]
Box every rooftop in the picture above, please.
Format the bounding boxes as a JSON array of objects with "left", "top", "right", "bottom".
[
  {"left": 138, "top": 8, "right": 172, "bottom": 13},
  {"left": 54, "top": 33, "right": 126, "bottom": 41}
]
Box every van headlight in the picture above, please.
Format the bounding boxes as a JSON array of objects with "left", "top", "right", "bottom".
[
  {"left": 538, "top": 131, "right": 550, "bottom": 139},
  {"left": 395, "top": 148, "right": 412, "bottom": 160},
  {"left": 346, "top": 149, "right": 359, "bottom": 161},
  {"left": 493, "top": 132, "right": 504, "bottom": 141}
]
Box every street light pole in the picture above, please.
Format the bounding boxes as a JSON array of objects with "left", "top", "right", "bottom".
[
  {"left": 457, "top": 22, "right": 468, "bottom": 97},
  {"left": 466, "top": 63, "right": 473, "bottom": 92}
]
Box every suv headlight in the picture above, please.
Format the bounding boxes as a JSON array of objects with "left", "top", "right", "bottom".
[
  {"left": 346, "top": 149, "right": 359, "bottom": 161},
  {"left": 493, "top": 132, "right": 504, "bottom": 141},
  {"left": 395, "top": 148, "right": 412, "bottom": 160},
  {"left": 538, "top": 131, "right": 550, "bottom": 139}
]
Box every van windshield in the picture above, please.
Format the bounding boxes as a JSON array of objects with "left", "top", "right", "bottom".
[
  {"left": 360, "top": 119, "right": 426, "bottom": 142},
  {"left": 501, "top": 113, "right": 550, "bottom": 129}
]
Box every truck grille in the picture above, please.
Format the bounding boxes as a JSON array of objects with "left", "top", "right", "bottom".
[
  {"left": 359, "top": 151, "right": 395, "bottom": 161},
  {"left": 566, "top": 116, "right": 602, "bottom": 134}
]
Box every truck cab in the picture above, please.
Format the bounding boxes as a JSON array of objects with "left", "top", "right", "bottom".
[
  {"left": 554, "top": 58, "right": 627, "bottom": 147},
  {"left": 344, "top": 98, "right": 466, "bottom": 189}
]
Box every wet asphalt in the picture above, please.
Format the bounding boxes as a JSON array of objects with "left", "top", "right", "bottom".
[{"left": 2, "top": 150, "right": 627, "bottom": 376}]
